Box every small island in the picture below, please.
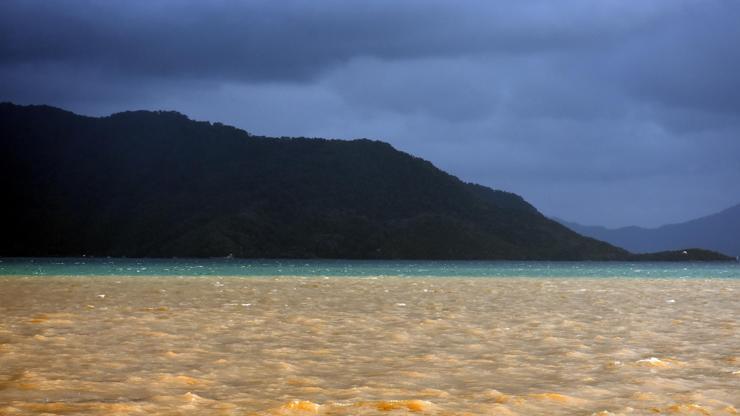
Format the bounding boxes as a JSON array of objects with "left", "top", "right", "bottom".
[{"left": 630, "top": 248, "right": 735, "bottom": 262}]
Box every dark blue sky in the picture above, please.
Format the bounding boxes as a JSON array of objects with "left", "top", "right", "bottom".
[{"left": 2, "top": 1, "right": 739, "bottom": 227}]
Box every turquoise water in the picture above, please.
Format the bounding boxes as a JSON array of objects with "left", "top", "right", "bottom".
[{"left": 1, "top": 257, "right": 738, "bottom": 278}]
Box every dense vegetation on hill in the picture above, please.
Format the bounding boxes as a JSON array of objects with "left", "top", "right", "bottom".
[{"left": 0, "top": 103, "right": 728, "bottom": 261}]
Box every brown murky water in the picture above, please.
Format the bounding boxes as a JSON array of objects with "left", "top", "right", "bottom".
[{"left": 0, "top": 276, "right": 738, "bottom": 415}]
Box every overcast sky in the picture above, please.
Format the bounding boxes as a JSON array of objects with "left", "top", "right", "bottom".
[{"left": 2, "top": 0, "right": 739, "bottom": 227}]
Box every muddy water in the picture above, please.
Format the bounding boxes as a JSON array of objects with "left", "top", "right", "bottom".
[{"left": 0, "top": 276, "right": 738, "bottom": 415}]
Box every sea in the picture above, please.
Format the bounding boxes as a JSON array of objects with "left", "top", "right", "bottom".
[
  {"left": 1, "top": 258, "right": 738, "bottom": 415},
  {"left": 2, "top": 257, "right": 740, "bottom": 278}
]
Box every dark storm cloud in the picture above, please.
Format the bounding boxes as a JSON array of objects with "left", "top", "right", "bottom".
[
  {"left": 2, "top": 0, "right": 740, "bottom": 227},
  {"left": 616, "top": 5, "right": 740, "bottom": 116},
  {"left": 0, "top": 0, "right": 659, "bottom": 82}
]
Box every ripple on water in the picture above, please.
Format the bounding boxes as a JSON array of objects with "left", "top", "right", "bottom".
[{"left": 0, "top": 276, "right": 738, "bottom": 415}]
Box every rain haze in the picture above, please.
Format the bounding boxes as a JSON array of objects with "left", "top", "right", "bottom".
[{"left": 2, "top": 0, "right": 739, "bottom": 228}]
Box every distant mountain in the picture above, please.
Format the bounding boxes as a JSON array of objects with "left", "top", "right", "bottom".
[
  {"left": 556, "top": 204, "right": 740, "bottom": 257},
  {"left": 1, "top": 102, "right": 632, "bottom": 260}
]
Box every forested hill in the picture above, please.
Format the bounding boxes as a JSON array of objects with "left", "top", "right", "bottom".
[{"left": 0, "top": 103, "right": 635, "bottom": 259}]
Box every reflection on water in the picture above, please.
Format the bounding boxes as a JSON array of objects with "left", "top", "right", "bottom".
[{"left": 1, "top": 276, "right": 738, "bottom": 415}]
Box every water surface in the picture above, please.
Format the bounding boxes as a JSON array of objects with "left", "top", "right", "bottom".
[
  {"left": 0, "top": 259, "right": 738, "bottom": 415},
  {"left": 2, "top": 257, "right": 739, "bottom": 278}
]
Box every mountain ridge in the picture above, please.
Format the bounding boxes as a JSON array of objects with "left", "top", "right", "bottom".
[
  {"left": 0, "top": 102, "right": 731, "bottom": 261},
  {"left": 556, "top": 203, "right": 740, "bottom": 257}
]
